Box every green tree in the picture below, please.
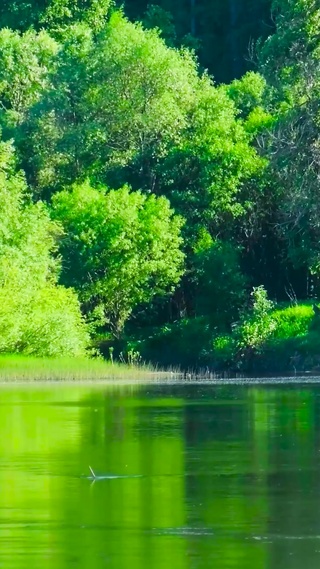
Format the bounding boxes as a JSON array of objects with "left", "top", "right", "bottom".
[
  {"left": 42, "top": 0, "right": 111, "bottom": 34},
  {"left": 0, "top": 138, "right": 88, "bottom": 355},
  {"left": 0, "top": 0, "right": 111, "bottom": 32},
  {"left": 257, "top": 0, "right": 320, "bottom": 283},
  {"left": 156, "top": 81, "right": 262, "bottom": 238},
  {"left": 51, "top": 181, "right": 185, "bottom": 335},
  {"left": 19, "top": 12, "right": 205, "bottom": 196},
  {"left": 1, "top": 9, "right": 266, "bottom": 340},
  {"left": 259, "top": 0, "right": 320, "bottom": 99},
  {"left": 19, "top": 12, "right": 262, "bottom": 239},
  {"left": 0, "top": 28, "right": 58, "bottom": 134}
]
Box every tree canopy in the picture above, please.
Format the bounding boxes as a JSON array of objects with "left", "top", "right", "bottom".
[
  {"left": 52, "top": 181, "right": 184, "bottom": 335},
  {"left": 0, "top": 0, "right": 320, "bottom": 369},
  {"left": 0, "top": 137, "right": 88, "bottom": 355}
]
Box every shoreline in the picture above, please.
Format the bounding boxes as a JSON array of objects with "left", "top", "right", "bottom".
[
  {"left": 1, "top": 355, "right": 320, "bottom": 385},
  {"left": 0, "top": 375, "right": 320, "bottom": 386}
]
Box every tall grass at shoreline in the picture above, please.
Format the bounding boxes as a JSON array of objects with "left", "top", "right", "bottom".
[{"left": 0, "top": 355, "right": 180, "bottom": 382}]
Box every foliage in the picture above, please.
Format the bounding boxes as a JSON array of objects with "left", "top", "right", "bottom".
[
  {"left": 1, "top": 0, "right": 320, "bottom": 371},
  {"left": 126, "top": 0, "right": 273, "bottom": 82},
  {"left": 256, "top": 0, "right": 320, "bottom": 278},
  {"left": 14, "top": 9, "right": 263, "bottom": 241},
  {"left": 0, "top": 28, "right": 58, "bottom": 132},
  {"left": 193, "top": 238, "right": 247, "bottom": 329},
  {"left": 157, "top": 83, "right": 263, "bottom": 236},
  {"left": 141, "top": 4, "right": 177, "bottom": 46},
  {"left": 42, "top": 0, "right": 111, "bottom": 33},
  {"left": 272, "top": 304, "right": 314, "bottom": 338},
  {"left": 0, "top": 138, "right": 88, "bottom": 356},
  {"left": 18, "top": 13, "right": 204, "bottom": 194},
  {"left": 0, "top": 0, "right": 274, "bottom": 83},
  {"left": 234, "top": 286, "right": 276, "bottom": 361},
  {"left": 51, "top": 181, "right": 184, "bottom": 335},
  {"left": 259, "top": 0, "right": 320, "bottom": 98},
  {"left": 126, "top": 318, "right": 213, "bottom": 369},
  {"left": 213, "top": 300, "right": 320, "bottom": 372},
  {"left": 0, "top": 0, "right": 111, "bottom": 32},
  {"left": 226, "top": 72, "right": 267, "bottom": 119}
]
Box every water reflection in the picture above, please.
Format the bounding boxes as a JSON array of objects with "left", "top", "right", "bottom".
[{"left": 0, "top": 383, "right": 320, "bottom": 568}]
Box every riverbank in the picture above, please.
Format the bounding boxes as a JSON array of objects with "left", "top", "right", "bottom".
[
  {"left": 118, "top": 300, "right": 320, "bottom": 374},
  {"left": 1, "top": 355, "right": 320, "bottom": 385},
  {"left": 0, "top": 355, "right": 181, "bottom": 382}
]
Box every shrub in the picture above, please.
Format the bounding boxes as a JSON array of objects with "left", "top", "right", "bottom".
[{"left": 212, "top": 292, "right": 319, "bottom": 372}]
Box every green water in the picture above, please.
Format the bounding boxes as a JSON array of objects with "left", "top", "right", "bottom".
[{"left": 0, "top": 382, "right": 320, "bottom": 568}]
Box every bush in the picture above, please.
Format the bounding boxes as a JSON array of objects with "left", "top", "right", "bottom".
[
  {"left": 212, "top": 292, "right": 320, "bottom": 373},
  {"left": 14, "top": 285, "right": 89, "bottom": 357}
]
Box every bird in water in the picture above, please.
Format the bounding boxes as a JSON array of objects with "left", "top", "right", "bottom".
[
  {"left": 87, "top": 466, "right": 142, "bottom": 481},
  {"left": 88, "top": 466, "right": 116, "bottom": 480},
  {"left": 89, "top": 466, "right": 97, "bottom": 480}
]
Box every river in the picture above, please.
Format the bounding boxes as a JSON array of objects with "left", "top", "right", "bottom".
[{"left": 0, "top": 382, "right": 319, "bottom": 568}]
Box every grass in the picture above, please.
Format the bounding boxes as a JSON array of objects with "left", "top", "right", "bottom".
[
  {"left": 271, "top": 303, "right": 314, "bottom": 338},
  {"left": 0, "top": 354, "right": 181, "bottom": 382}
]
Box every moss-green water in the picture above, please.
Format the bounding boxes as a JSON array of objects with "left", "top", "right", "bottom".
[{"left": 1, "top": 382, "right": 320, "bottom": 569}]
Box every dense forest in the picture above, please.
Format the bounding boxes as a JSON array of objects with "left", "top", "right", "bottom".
[{"left": 1, "top": 0, "right": 320, "bottom": 372}]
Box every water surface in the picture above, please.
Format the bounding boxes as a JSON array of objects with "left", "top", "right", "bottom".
[{"left": 0, "top": 382, "right": 319, "bottom": 568}]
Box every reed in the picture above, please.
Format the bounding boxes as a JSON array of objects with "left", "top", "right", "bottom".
[{"left": 0, "top": 354, "right": 180, "bottom": 382}]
